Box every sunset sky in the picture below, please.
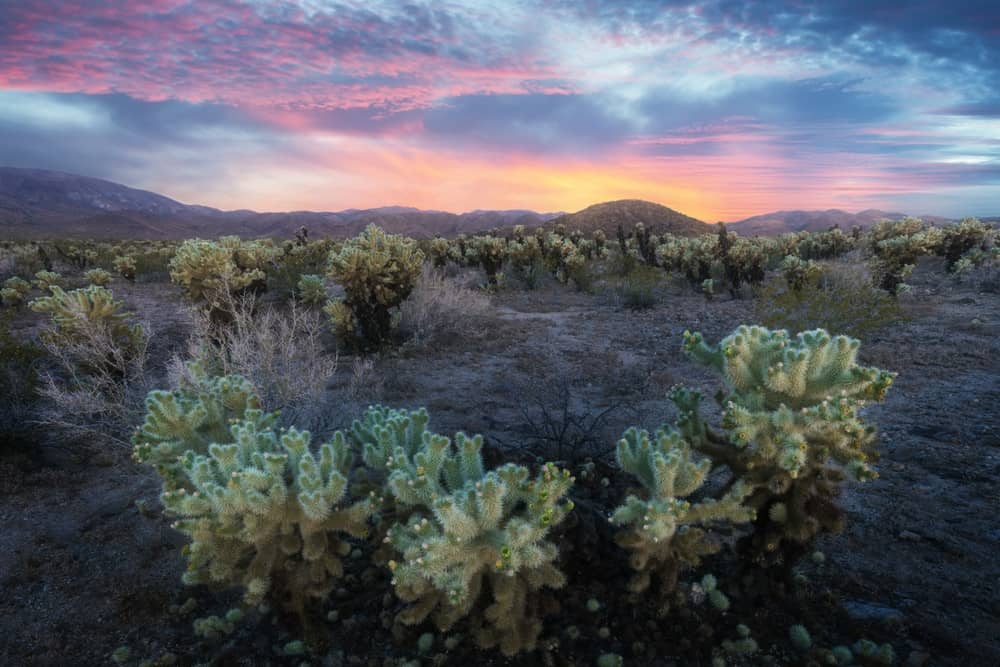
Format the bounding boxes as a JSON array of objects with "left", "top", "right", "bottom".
[{"left": 0, "top": 1, "right": 998, "bottom": 220}]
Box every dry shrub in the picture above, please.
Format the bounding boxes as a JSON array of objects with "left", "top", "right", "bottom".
[
  {"left": 172, "top": 292, "right": 338, "bottom": 433},
  {"left": 34, "top": 312, "right": 151, "bottom": 449},
  {"left": 397, "top": 265, "right": 492, "bottom": 347}
]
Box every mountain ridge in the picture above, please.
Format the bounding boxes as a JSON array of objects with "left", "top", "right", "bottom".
[{"left": 0, "top": 167, "right": 992, "bottom": 239}]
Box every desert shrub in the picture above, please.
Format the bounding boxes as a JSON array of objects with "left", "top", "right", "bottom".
[
  {"left": 754, "top": 269, "right": 903, "bottom": 339},
  {"left": 29, "top": 285, "right": 150, "bottom": 446},
  {"left": 508, "top": 237, "right": 546, "bottom": 289},
  {"left": 325, "top": 225, "right": 423, "bottom": 349},
  {"left": 296, "top": 274, "right": 327, "bottom": 305},
  {"left": 676, "top": 326, "right": 893, "bottom": 565},
  {"left": 380, "top": 415, "right": 573, "bottom": 656},
  {"left": 137, "top": 383, "right": 375, "bottom": 620},
  {"left": 84, "top": 268, "right": 113, "bottom": 286},
  {"left": 397, "top": 265, "right": 491, "bottom": 347},
  {"left": 175, "top": 293, "right": 338, "bottom": 434},
  {"left": 618, "top": 264, "right": 661, "bottom": 310}
]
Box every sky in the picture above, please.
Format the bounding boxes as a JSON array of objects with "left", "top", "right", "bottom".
[{"left": 0, "top": 1, "right": 998, "bottom": 221}]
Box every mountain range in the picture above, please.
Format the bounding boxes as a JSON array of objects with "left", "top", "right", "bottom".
[{"left": 0, "top": 167, "right": 993, "bottom": 240}]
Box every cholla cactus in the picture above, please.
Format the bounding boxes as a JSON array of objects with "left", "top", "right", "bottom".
[
  {"left": 865, "top": 218, "right": 941, "bottom": 293},
  {"left": 676, "top": 326, "right": 894, "bottom": 562},
  {"left": 84, "top": 268, "right": 113, "bottom": 286},
  {"left": 2, "top": 276, "right": 31, "bottom": 306},
  {"left": 611, "top": 426, "right": 754, "bottom": 594},
  {"left": 780, "top": 255, "right": 822, "bottom": 291},
  {"left": 30, "top": 285, "right": 144, "bottom": 365},
  {"left": 33, "top": 270, "right": 62, "bottom": 291},
  {"left": 326, "top": 225, "right": 423, "bottom": 348},
  {"left": 169, "top": 237, "right": 273, "bottom": 308},
  {"left": 112, "top": 255, "right": 137, "bottom": 282},
  {"left": 132, "top": 362, "right": 264, "bottom": 487},
  {"left": 934, "top": 217, "right": 994, "bottom": 271},
  {"left": 428, "top": 237, "right": 451, "bottom": 268},
  {"left": 701, "top": 278, "right": 714, "bottom": 301},
  {"left": 469, "top": 235, "right": 508, "bottom": 286},
  {"left": 381, "top": 417, "right": 573, "bottom": 655},
  {"left": 296, "top": 274, "right": 326, "bottom": 305},
  {"left": 159, "top": 411, "right": 375, "bottom": 617}
]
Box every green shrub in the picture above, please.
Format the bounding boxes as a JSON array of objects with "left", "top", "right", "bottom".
[
  {"left": 326, "top": 225, "right": 423, "bottom": 349},
  {"left": 754, "top": 271, "right": 903, "bottom": 339},
  {"left": 619, "top": 264, "right": 661, "bottom": 310}
]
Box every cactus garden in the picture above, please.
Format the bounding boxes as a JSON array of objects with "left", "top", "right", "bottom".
[{"left": 0, "top": 219, "right": 997, "bottom": 667}]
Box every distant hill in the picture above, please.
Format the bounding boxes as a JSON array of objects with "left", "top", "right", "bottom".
[
  {"left": 0, "top": 168, "right": 563, "bottom": 239},
  {"left": 547, "top": 199, "right": 710, "bottom": 237},
  {"left": 726, "top": 208, "right": 965, "bottom": 236}
]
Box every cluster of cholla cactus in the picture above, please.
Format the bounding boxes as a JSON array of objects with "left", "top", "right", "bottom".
[
  {"left": 160, "top": 417, "right": 374, "bottom": 619},
  {"left": 791, "top": 228, "right": 854, "bottom": 260},
  {"left": 135, "top": 373, "right": 374, "bottom": 619},
  {"left": 325, "top": 225, "right": 424, "bottom": 348},
  {"left": 169, "top": 237, "right": 276, "bottom": 313},
  {"left": 932, "top": 217, "right": 996, "bottom": 272},
  {"left": 865, "top": 218, "right": 942, "bottom": 293},
  {"left": 780, "top": 255, "right": 823, "bottom": 291},
  {"left": 84, "top": 268, "right": 113, "bottom": 286},
  {"left": 611, "top": 426, "right": 754, "bottom": 595},
  {"left": 673, "top": 325, "right": 893, "bottom": 564},
  {"left": 381, "top": 424, "right": 574, "bottom": 655},
  {"left": 1, "top": 276, "right": 32, "bottom": 306}
]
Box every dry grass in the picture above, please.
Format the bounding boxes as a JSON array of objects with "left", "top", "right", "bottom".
[
  {"left": 397, "top": 265, "right": 492, "bottom": 348},
  {"left": 172, "top": 292, "right": 339, "bottom": 433},
  {"left": 34, "top": 316, "right": 152, "bottom": 450}
]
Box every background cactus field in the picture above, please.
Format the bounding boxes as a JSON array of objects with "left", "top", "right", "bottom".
[{"left": 0, "top": 221, "right": 998, "bottom": 667}]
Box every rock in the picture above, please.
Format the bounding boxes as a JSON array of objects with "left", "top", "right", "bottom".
[
  {"left": 899, "top": 530, "right": 922, "bottom": 541},
  {"left": 842, "top": 599, "right": 904, "bottom": 623}
]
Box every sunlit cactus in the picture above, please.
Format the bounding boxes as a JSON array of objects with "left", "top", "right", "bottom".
[
  {"left": 112, "top": 255, "right": 137, "bottom": 282},
  {"left": 33, "top": 270, "right": 63, "bottom": 291},
  {"left": 84, "top": 268, "right": 113, "bottom": 286}
]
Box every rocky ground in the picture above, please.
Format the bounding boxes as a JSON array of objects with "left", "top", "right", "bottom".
[{"left": 0, "top": 257, "right": 997, "bottom": 666}]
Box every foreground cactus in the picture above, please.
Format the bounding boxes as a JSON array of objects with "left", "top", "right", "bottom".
[
  {"left": 676, "top": 326, "right": 894, "bottom": 563},
  {"left": 158, "top": 409, "right": 374, "bottom": 618},
  {"left": 380, "top": 415, "right": 573, "bottom": 655},
  {"left": 326, "top": 225, "right": 423, "bottom": 348},
  {"left": 611, "top": 427, "right": 754, "bottom": 594},
  {"left": 132, "top": 362, "right": 263, "bottom": 487}
]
